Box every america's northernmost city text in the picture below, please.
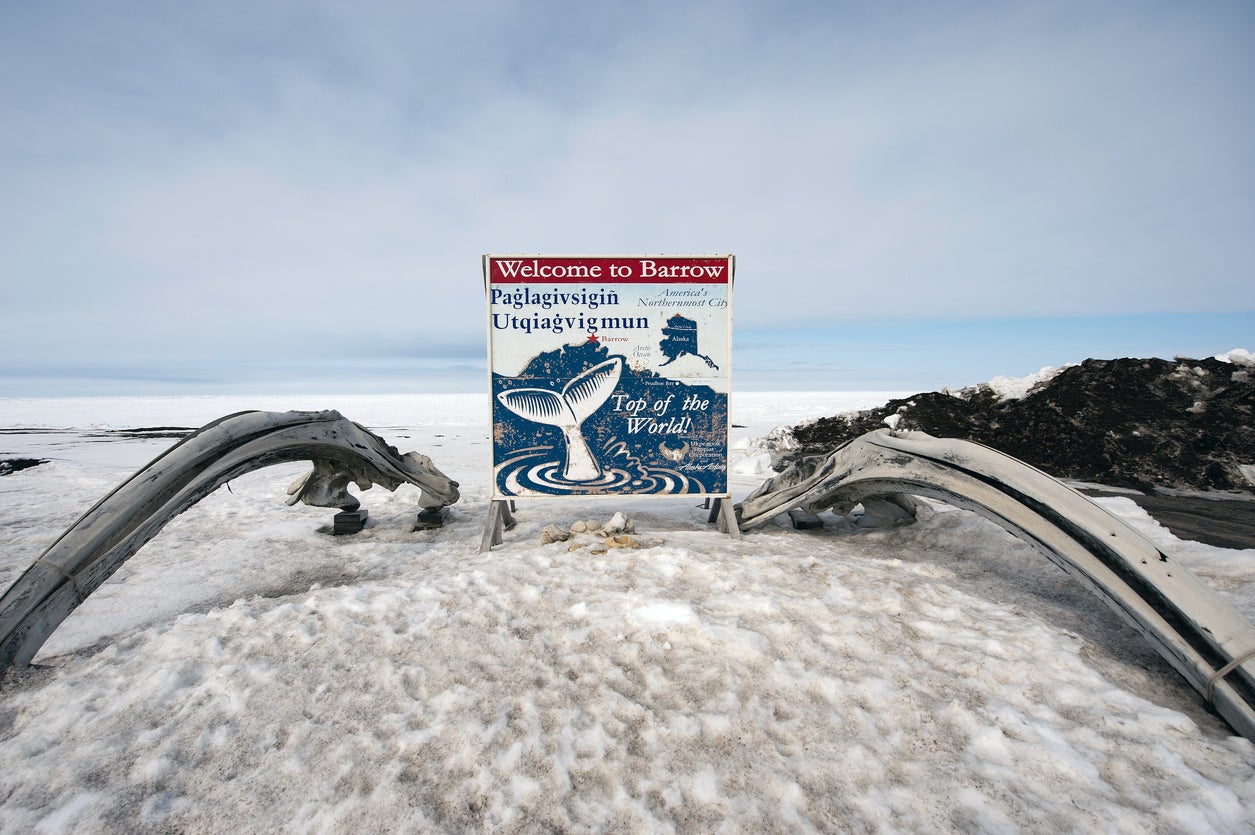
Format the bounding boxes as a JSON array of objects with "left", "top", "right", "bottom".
[{"left": 493, "top": 259, "right": 728, "bottom": 280}]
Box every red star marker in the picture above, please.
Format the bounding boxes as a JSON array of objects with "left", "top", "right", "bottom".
[{"left": 587, "top": 332, "right": 599, "bottom": 344}]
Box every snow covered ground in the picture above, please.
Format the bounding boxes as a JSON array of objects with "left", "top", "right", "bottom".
[{"left": 1, "top": 392, "right": 1253, "bottom": 833}]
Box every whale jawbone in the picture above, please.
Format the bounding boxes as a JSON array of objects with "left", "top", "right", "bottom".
[{"left": 560, "top": 425, "right": 602, "bottom": 481}]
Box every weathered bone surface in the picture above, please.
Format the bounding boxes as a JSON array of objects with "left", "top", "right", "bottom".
[
  {"left": 736, "top": 428, "right": 1255, "bottom": 742},
  {"left": 287, "top": 459, "right": 365, "bottom": 510},
  {"left": 285, "top": 450, "right": 455, "bottom": 512},
  {"left": 0, "top": 410, "right": 459, "bottom": 672}
]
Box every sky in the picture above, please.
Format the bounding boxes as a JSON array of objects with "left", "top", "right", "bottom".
[{"left": 1, "top": 0, "right": 1252, "bottom": 396}]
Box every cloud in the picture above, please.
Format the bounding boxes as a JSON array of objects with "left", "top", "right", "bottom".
[{"left": 1, "top": 1, "right": 1252, "bottom": 385}]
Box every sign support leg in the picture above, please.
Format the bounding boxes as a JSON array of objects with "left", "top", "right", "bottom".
[
  {"left": 479, "top": 499, "right": 517, "bottom": 553},
  {"left": 710, "top": 497, "right": 743, "bottom": 540}
]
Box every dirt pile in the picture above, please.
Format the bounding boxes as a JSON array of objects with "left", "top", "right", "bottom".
[
  {"left": 788, "top": 355, "right": 1255, "bottom": 492},
  {"left": 0, "top": 458, "right": 45, "bottom": 476}
]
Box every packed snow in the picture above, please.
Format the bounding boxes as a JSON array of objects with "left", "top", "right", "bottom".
[
  {"left": 982, "top": 366, "right": 1071, "bottom": 401},
  {"left": 939, "top": 366, "right": 1073, "bottom": 403},
  {"left": 1215, "top": 349, "right": 1254, "bottom": 367},
  {"left": 2, "top": 392, "right": 1254, "bottom": 833}
]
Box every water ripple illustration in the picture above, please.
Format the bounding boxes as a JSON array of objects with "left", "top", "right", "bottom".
[{"left": 496, "top": 446, "right": 706, "bottom": 496}]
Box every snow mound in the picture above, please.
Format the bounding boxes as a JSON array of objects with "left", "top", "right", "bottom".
[
  {"left": 937, "top": 365, "right": 1072, "bottom": 403},
  {"left": 984, "top": 365, "right": 1071, "bottom": 401},
  {"left": 1216, "top": 348, "right": 1254, "bottom": 366}
]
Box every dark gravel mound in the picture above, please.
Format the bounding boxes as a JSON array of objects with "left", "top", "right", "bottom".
[
  {"left": 0, "top": 458, "right": 46, "bottom": 476},
  {"left": 789, "top": 356, "right": 1255, "bottom": 492}
]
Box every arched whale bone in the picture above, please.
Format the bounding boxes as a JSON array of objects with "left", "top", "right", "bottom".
[
  {"left": 0, "top": 410, "right": 459, "bottom": 672},
  {"left": 497, "top": 357, "right": 622, "bottom": 481},
  {"left": 735, "top": 428, "right": 1255, "bottom": 742}
]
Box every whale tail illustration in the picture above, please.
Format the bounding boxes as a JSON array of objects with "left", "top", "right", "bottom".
[{"left": 497, "top": 358, "right": 623, "bottom": 481}]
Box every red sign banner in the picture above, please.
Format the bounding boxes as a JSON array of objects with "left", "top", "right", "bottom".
[{"left": 488, "top": 256, "right": 731, "bottom": 284}]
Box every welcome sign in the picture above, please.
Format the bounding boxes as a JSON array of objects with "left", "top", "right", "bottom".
[{"left": 485, "top": 255, "right": 733, "bottom": 499}]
